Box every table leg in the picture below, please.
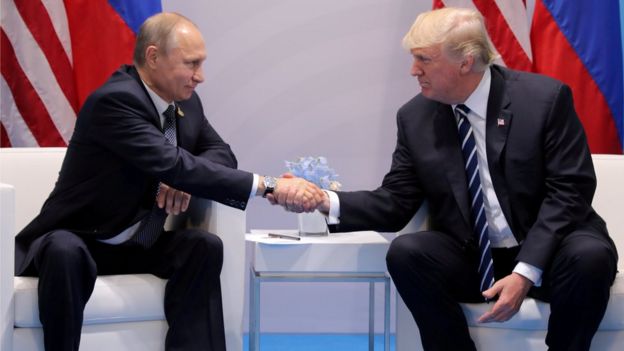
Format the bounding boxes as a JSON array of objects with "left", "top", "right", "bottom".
[
  {"left": 249, "top": 269, "right": 261, "bottom": 351},
  {"left": 384, "top": 276, "right": 390, "bottom": 351},
  {"left": 369, "top": 282, "right": 375, "bottom": 351}
]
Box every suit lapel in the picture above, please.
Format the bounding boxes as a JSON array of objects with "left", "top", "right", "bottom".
[
  {"left": 433, "top": 104, "right": 472, "bottom": 228},
  {"left": 485, "top": 66, "right": 514, "bottom": 228},
  {"left": 486, "top": 66, "right": 512, "bottom": 163},
  {"left": 125, "top": 65, "right": 162, "bottom": 129},
  {"left": 173, "top": 103, "right": 191, "bottom": 150}
]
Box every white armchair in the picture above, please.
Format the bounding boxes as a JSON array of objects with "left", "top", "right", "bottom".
[
  {"left": 396, "top": 154, "right": 624, "bottom": 350},
  {"left": 0, "top": 147, "right": 246, "bottom": 351}
]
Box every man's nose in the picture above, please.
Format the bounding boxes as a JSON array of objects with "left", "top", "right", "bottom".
[
  {"left": 193, "top": 66, "right": 204, "bottom": 83},
  {"left": 411, "top": 61, "right": 423, "bottom": 77}
]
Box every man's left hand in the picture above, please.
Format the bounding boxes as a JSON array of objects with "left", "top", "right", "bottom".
[
  {"left": 477, "top": 272, "right": 533, "bottom": 323},
  {"left": 157, "top": 183, "right": 191, "bottom": 215}
]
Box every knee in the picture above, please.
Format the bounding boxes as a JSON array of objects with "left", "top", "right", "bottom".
[
  {"left": 36, "top": 230, "right": 91, "bottom": 268},
  {"left": 188, "top": 229, "right": 223, "bottom": 253},
  {"left": 555, "top": 239, "right": 616, "bottom": 285},
  {"left": 35, "top": 230, "right": 96, "bottom": 282},
  {"left": 386, "top": 234, "right": 427, "bottom": 271},
  {"left": 184, "top": 229, "right": 223, "bottom": 266}
]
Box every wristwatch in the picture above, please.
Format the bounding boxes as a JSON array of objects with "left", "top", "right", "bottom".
[{"left": 262, "top": 176, "right": 277, "bottom": 198}]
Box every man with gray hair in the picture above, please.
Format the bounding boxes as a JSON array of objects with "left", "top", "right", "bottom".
[
  {"left": 15, "top": 12, "right": 323, "bottom": 351},
  {"left": 314, "top": 7, "right": 617, "bottom": 350}
]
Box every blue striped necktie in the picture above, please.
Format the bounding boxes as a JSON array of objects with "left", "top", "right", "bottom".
[
  {"left": 131, "top": 104, "right": 177, "bottom": 248},
  {"left": 455, "top": 104, "right": 495, "bottom": 292}
]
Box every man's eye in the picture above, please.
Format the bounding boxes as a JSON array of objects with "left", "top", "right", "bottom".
[
  {"left": 186, "top": 61, "right": 199, "bottom": 68},
  {"left": 414, "top": 56, "right": 430, "bottom": 65}
]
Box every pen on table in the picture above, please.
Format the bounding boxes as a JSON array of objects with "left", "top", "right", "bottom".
[{"left": 268, "top": 233, "right": 301, "bottom": 241}]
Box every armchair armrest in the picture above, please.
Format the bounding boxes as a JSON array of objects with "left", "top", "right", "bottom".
[
  {"left": 397, "top": 202, "right": 430, "bottom": 235},
  {"left": 166, "top": 197, "right": 245, "bottom": 235},
  {"left": 165, "top": 197, "right": 246, "bottom": 351},
  {"left": 1, "top": 183, "right": 15, "bottom": 351}
]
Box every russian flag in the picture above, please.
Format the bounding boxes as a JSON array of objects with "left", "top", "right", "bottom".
[
  {"left": 67, "top": 0, "right": 162, "bottom": 107},
  {"left": 1, "top": 0, "right": 161, "bottom": 147},
  {"left": 434, "top": 0, "right": 623, "bottom": 154},
  {"left": 532, "top": 0, "right": 623, "bottom": 154}
]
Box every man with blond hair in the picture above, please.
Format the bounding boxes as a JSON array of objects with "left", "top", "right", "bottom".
[{"left": 316, "top": 7, "right": 617, "bottom": 350}]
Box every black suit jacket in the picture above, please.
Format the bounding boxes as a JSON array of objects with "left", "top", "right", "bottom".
[
  {"left": 15, "top": 65, "right": 253, "bottom": 275},
  {"left": 332, "top": 65, "right": 615, "bottom": 271}
]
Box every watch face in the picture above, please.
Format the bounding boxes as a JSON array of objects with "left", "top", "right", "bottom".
[
  {"left": 263, "top": 176, "right": 277, "bottom": 197},
  {"left": 265, "top": 176, "right": 277, "bottom": 188}
]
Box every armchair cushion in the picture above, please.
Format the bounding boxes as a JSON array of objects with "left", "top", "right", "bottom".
[
  {"left": 14, "top": 275, "right": 165, "bottom": 328},
  {"left": 461, "top": 274, "right": 624, "bottom": 331}
]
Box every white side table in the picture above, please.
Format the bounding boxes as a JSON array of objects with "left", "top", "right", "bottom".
[{"left": 247, "top": 230, "right": 393, "bottom": 351}]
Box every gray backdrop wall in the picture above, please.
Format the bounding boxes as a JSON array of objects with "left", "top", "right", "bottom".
[{"left": 163, "top": 0, "right": 430, "bottom": 333}]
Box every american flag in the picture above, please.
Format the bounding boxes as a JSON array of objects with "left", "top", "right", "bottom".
[
  {"left": 0, "top": 0, "right": 161, "bottom": 147},
  {"left": 435, "top": 0, "right": 623, "bottom": 154}
]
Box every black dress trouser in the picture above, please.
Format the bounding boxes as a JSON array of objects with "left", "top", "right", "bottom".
[
  {"left": 386, "top": 228, "right": 617, "bottom": 351},
  {"left": 31, "top": 228, "right": 226, "bottom": 351}
]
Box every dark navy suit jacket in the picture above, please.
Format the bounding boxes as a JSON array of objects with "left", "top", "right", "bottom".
[
  {"left": 15, "top": 65, "right": 253, "bottom": 275},
  {"left": 331, "top": 65, "right": 616, "bottom": 271}
]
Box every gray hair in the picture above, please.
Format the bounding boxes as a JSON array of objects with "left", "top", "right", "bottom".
[
  {"left": 133, "top": 12, "right": 196, "bottom": 66},
  {"left": 402, "top": 7, "right": 498, "bottom": 71}
]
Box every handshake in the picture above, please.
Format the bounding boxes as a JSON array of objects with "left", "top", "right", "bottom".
[
  {"left": 260, "top": 174, "right": 330, "bottom": 214},
  {"left": 155, "top": 174, "right": 332, "bottom": 216}
]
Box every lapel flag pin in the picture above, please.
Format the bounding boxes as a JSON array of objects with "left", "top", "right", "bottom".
[
  {"left": 497, "top": 118, "right": 505, "bottom": 127},
  {"left": 177, "top": 106, "right": 185, "bottom": 117}
]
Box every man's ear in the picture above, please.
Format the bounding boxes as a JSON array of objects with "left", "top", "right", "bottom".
[
  {"left": 460, "top": 54, "right": 475, "bottom": 74},
  {"left": 145, "top": 45, "right": 159, "bottom": 69}
]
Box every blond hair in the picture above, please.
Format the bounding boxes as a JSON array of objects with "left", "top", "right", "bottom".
[{"left": 402, "top": 7, "right": 498, "bottom": 71}]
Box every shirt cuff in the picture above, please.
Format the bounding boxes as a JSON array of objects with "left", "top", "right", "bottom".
[
  {"left": 513, "top": 261, "right": 543, "bottom": 287},
  {"left": 324, "top": 190, "right": 340, "bottom": 225},
  {"left": 250, "top": 174, "right": 259, "bottom": 199}
]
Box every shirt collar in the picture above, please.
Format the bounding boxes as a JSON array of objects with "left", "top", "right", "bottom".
[
  {"left": 141, "top": 80, "right": 173, "bottom": 116},
  {"left": 453, "top": 67, "right": 491, "bottom": 120}
]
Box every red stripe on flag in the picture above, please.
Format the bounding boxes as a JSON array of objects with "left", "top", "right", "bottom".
[
  {"left": 531, "top": 1, "right": 621, "bottom": 153},
  {"left": 1, "top": 29, "right": 66, "bottom": 147},
  {"left": 0, "top": 123, "right": 11, "bottom": 147},
  {"left": 65, "top": 0, "right": 137, "bottom": 107},
  {"left": 472, "top": 0, "right": 532, "bottom": 71},
  {"left": 14, "top": 0, "right": 79, "bottom": 113}
]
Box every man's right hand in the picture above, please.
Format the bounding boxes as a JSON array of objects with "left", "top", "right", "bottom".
[{"left": 265, "top": 174, "right": 326, "bottom": 213}]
